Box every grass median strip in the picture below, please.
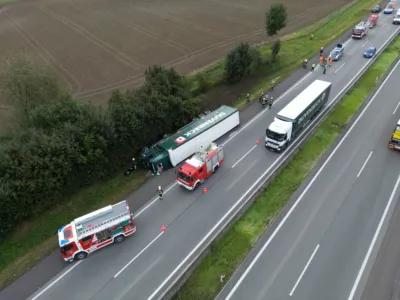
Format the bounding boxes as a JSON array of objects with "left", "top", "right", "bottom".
[
  {"left": 173, "top": 35, "right": 400, "bottom": 300},
  {"left": 0, "top": 0, "right": 380, "bottom": 290}
]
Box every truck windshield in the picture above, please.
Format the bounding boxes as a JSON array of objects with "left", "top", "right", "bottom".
[
  {"left": 177, "top": 172, "right": 191, "bottom": 182},
  {"left": 266, "top": 129, "right": 285, "bottom": 141}
]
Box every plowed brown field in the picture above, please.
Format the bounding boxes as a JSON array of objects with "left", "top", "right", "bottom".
[{"left": 0, "top": 0, "right": 350, "bottom": 130}]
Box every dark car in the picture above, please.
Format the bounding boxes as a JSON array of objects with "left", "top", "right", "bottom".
[
  {"left": 371, "top": 4, "right": 381, "bottom": 13},
  {"left": 364, "top": 46, "right": 376, "bottom": 58}
]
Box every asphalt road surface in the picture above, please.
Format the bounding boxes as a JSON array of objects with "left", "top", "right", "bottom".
[
  {"left": 360, "top": 158, "right": 400, "bottom": 300},
  {"left": 218, "top": 38, "right": 400, "bottom": 300},
  {"left": 2, "top": 13, "right": 399, "bottom": 300}
]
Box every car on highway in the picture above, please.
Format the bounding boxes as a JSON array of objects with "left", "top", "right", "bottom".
[
  {"left": 364, "top": 46, "right": 377, "bottom": 58},
  {"left": 329, "top": 43, "right": 344, "bottom": 60},
  {"left": 384, "top": 2, "right": 396, "bottom": 14},
  {"left": 371, "top": 4, "right": 381, "bottom": 13},
  {"left": 393, "top": 12, "right": 400, "bottom": 24}
]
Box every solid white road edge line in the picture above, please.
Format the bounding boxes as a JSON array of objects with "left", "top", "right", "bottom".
[
  {"left": 231, "top": 145, "right": 258, "bottom": 168},
  {"left": 26, "top": 23, "right": 398, "bottom": 300},
  {"left": 223, "top": 49, "right": 400, "bottom": 300},
  {"left": 135, "top": 38, "right": 352, "bottom": 217},
  {"left": 289, "top": 244, "right": 320, "bottom": 296},
  {"left": 228, "top": 160, "right": 259, "bottom": 191},
  {"left": 114, "top": 231, "right": 164, "bottom": 278},
  {"left": 148, "top": 32, "right": 399, "bottom": 300},
  {"left": 393, "top": 101, "right": 400, "bottom": 115},
  {"left": 347, "top": 173, "right": 400, "bottom": 300},
  {"left": 29, "top": 261, "right": 83, "bottom": 300},
  {"left": 357, "top": 151, "right": 373, "bottom": 178}
]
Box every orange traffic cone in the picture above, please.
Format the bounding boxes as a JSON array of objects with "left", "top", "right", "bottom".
[
  {"left": 256, "top": 140, "right": 259, "bottom": 145},
  {"left": 203, "top": 187, "right": 208, "bottom": 194},
  {"left": 161, "top": 224, "right": 166, "bottom": 232}
]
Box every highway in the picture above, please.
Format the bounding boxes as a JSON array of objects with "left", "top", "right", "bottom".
[
  {"left": 360, "top": 182, "right": 400, "bottom": 300},
  {"left": 217, "top": 44, "right": 400, "bottom": 300},
  {"left": 15, "top": 13, "right": 399, "bottom": 300}
]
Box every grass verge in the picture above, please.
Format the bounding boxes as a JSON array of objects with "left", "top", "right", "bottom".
[
  {"left": 172, "top": 34, "right": 400, "bottom": 300},
  {"left": 189, "top": 0, "right": 378, "bottom": 107},
  {"left": 0, "top": 0, "right": 381, "bottom": 290},
  {"left": 0, "top": 171, "right": 148, "bottom": 289}
]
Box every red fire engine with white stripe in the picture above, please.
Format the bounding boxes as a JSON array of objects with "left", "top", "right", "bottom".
[
  {"left": 176, "top": 142, "right": 224, "bottom": 190},
  {"left": 58, "top": 200, "right": 136, "bottom": 262}
]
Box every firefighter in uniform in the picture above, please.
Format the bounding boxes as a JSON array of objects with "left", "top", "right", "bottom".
[
  {"left": 246, "top": 93, "right": 250, "bottom": 103},
  {"left": 158, "top": 186, "right": 164, "bottom": 200},
  {"left": 268, "top": 97, "right": 274, "bottom": 109}
]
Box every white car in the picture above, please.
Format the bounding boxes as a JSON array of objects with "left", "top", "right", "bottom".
[{"left": 393, "top": 13, "right": 400, "bottom": 24}]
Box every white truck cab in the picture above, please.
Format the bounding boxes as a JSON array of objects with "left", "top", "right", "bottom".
[
  {"left": 265, "top": 118, "right": 292, "bottom": 152},
  {"left": 265, "top": 80, "right": 332, "bottom": 153}
]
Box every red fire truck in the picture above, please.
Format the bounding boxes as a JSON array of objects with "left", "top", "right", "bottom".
[
  {"left": 177, "top": 142, "right": 224, "bottom": 190},
  {"left": 58, "top": 200, "right": 136, "bottom": 262},
  {"left": 368, "top": 14, "right": 379, "bottom": 28}
]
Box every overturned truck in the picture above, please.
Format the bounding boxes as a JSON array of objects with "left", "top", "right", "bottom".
[{"left": 140, "top": 105, "right": 240, "bottom": 173}]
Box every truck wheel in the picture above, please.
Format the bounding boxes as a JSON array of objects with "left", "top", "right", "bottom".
[
  {"left": 74, "top": 251, "right": 88, "bottom": 261},
  {"left": 114, "top": 235, "right": 125, "bottom": 243},
  {"left": 213, "top": 165, "right": 219, "bottom": 173},
  {"left": 194, "top": 182, "right": 200, "bottom": 190}
]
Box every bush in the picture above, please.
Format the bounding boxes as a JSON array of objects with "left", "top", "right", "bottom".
[
  {"left": 224, "top": 42, "right": 259, "bottom": 83},
  {"left": 194, "top": 73, "right": 209, "bottom": 94},
  {"left": 0, "top": 59, "right": 202, "bottom": 238}
]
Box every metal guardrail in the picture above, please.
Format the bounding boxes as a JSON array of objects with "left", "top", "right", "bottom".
[{"left": 159, "top": 28, "right": 400, "bottom": 300}]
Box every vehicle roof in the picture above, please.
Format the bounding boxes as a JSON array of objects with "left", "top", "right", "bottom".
[
  {"left": 179, "top": 158, "right": 199, "bottom": 174},
  {"left": 58, "top": 200, "right": 131, "bottom": 245},
  {"left": 180, "top": 143, "right": 220, "bottom": 171},
  {"left": 366, "top": 46, "right": 376, "bottom": 50},
  {"left": 269, "top": 118, "right": 291, "bottom": 134},
  {"left": 369, "top": 14, "right": 378, "bottom": 19},
  {"left": 277, "top": 80, "right": 332, "bottom": 121},
  {"left": 157, "top": 105, "right": 237, "bottom": 151},
  {"left": 355, "top": 22, "right": 367, "bottom": 28}
]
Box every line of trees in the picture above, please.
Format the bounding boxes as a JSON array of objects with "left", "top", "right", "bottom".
[
  {"left": 0, "top": 56, "right": 201, "bottom": 238},
  {"left": 0, "top": 4, "right": 287, "bottom": 239}
]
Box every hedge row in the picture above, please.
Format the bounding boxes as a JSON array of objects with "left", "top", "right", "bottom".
[{"left": 0, "top": 43, "right": 267, "bottom": 238}]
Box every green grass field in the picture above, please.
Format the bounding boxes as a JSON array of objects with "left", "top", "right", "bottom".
[
  {"left": 172, "top": 36, "right": 400, "bottom": 300},
  {"left": 0, "top": 0, "right": 381, "bottom": 290}
]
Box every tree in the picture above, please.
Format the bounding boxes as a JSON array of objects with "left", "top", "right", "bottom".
[
  {"left": 271, "top": 39, "right": 281, "bottom": 62},
  {"left": 224, "top": 42, "right": 254, "bottom": 83},
  {"left": 0, "top": 54, "right": 64, "bottom": 123},
  {"left": 265, "top": 3, "right": 288, "bottom": 37}
]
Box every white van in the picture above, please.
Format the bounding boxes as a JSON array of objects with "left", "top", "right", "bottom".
[{"left": 393, "top": 11, "right": 400, "bottom": 24}]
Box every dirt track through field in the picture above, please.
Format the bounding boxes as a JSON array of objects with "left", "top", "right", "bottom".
[{"left": 0, "top": 0, "right": 350, "bottom": 130}]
